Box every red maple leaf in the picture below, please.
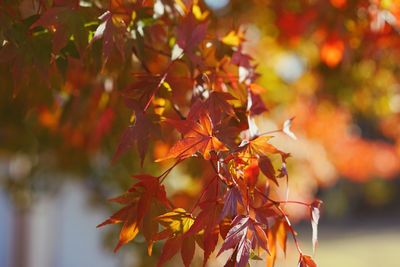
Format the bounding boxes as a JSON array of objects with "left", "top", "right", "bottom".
[
  {"left": 298, "top": 255, "right": 317, "bottom": 267},
  {"left": 259, "top": 156, "right": 279, "bottom": 185},
  {"left": 218, "top": 215, "right": 269, "bottom": 267},
  {"left": 154, "top": 208, "right": 196, "bottom": 267},
  {"left": 239, "top": 135, "right": 288, "bottom": 158},
  {"left": 97, "top": 174, "right": 170, "bottom": 252},
  {"left": 157, "top": 114, "right": 227, "bottom": 161},
  {"left": 176, "top": 12, "right": 208, "bottom": 64},
  {"left": 113, "top": 111, "right": 160, "bottom": 166},
  {"left": 190, "top": 91, "right": 237, "bottom": 124},
  {"left": 31, "top": 1, "right": 91, "bottom": 54}
]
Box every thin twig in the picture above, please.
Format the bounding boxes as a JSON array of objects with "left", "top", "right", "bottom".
[
  {"left": 190, "top": 175, "right": 218, "bottom": 213},
  {"left": 158, "top": 159, "right": 183, "bottom": 183}
]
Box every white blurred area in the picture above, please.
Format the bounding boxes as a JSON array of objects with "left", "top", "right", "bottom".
[
  {"left": 275, "top": 53, "right": 306, "bottom": 84},
  {"left": 0, "top": 182, "right": 120, "bottom": 267},
  {"left": 0, "top": 192, "right": 12, "bottom": 267}
]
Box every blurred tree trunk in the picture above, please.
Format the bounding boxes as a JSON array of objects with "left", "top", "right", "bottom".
[{"left": 12, "top": 208, "right": 29, "bottom": 267}]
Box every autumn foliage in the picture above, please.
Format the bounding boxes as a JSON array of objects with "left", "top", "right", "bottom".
[
  {"left": 82, "top": 1, "right": 320, "bottom": 266},
  {"left": 4, "top": 0, "right": 400, "bottom": 266}
]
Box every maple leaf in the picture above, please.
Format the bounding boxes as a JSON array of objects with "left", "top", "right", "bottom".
[
  {"left": 283, "top": 117, "right": 297, "bottom": 140},
  {"left": 164, "top": 75, "right": 194, "bottom": 107},
  {"left": 97, "top": 174, "right": 170, "bottom": 252},
  {"left": 239, "top": 135, "right": 287, "bottom": 158},
  {"left": 155, "top": 233, "right": 196, "bottom": 267},
  {"left": 155, "top": 208, "right": 196, "bottom": 267},
  {"left": 231, "top": 50, "right": 253, "bottom": 69},
  {"left": 220, "top": 186, "right": 243, "bottom": 220},
  {"left": 142, "top": 203, "right": 164, "bottom": 255},
  {"left": 266, "top": 220, "right": 288, "bottom": 267},
  {"left": 157, "top": 208, "right": 195, "bottom": 234},
  {"left": 91, "top": 9, "right": 130, "bottom": 63},
  {"left": 298, "top": 255, "right": 317, "bottom": 267},
  {"left": 157, "top": 114, "right": 227, "bottom": 161},
  {"left": 1, "top": 24, "right": 51, "bottom": 95},
  {"left": 91, "top": 0, "right": 138, "bottom": 61},
  {"left": 218, "top": 216, "right": 249, "bottom": 251},
  {"left": 221, "top": 30, "right": 244, "bottom": 47},
  {"left": 157, "top": 237, "right": 182, "bottom": 266},
  {"left": 97, "top": 194, "right": 139, "bottom": 251},
  {"left": 205, "top": 91, "right": 237, "bottom": 123},
  {"left": 176, "top": 12, "right": 208, "bottom": 63},
  {"left": 113, "top": 111, "right": 160, "bottom": 166},
  {"left": 310, "top": 200, "right": 322, "bottom": 254},
  {"left": 254, "top": 203, "right": 278, "bottom": 226},
  {"left": 249, "top": 90, "right": 268, "bottom": 116},
  {"left": 181, "top": 235, "right": 196, "bottom": 267},
  {"left": 259, "top": 156, "right": 279, "bottom": 185},
  {"left": 218, "top": 215, "right": 269, "bottom": 267},
  {"left": 31, "top": 2, "right": 91, "bottom": 54},
  {"left": 219, "top": 218, "right": 232, "bottom": 239},
  {"left": 185, "top": 177, "right": 223, "bottom": 265},
  {"left": 186, "top": 200, "right": 223, "bottom": 264},
  {"left": 123, "top": 73, "right": 171, "bottom": 111},
  {"left": 244, "top": 159, "right": 260, "bottom": 190}
]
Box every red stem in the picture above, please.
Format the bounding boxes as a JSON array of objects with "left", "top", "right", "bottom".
[
  {"left": 158, "top": 159, "right": 183, "bottom": 183},
  {"left": 190, "top": 175, "right": 218, "bottom": 213},
  {"left": 143, "top": 61, "right": 175, "bottom": 112},
  {"left": 255, "top": 188, "right": 304, "bottom": 255},
  {"left": 276, "top": 205, "right": 303, "bottom": 254}
]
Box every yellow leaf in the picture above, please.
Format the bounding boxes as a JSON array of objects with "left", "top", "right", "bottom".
[
  {"left": 222, "top": 30, "right": 243, "bottom": 47},
  {"left": 99, "top": 92, "right": 110, "bottom": 109},
  {"left": 157, "top": 208, "right": 195, "bottom": 234},
  {"left": 115, "top": 220, "right": 139, "bottom": 252},
  {"left": 129, "top": 112, "right": 136, "bottom": 124},
  {"left": 162, "top": 81, "right": 172, "bottom": 92},
  {"left": 192, "top": 4, "right": 209, "bottom": 21},
  {"left": 153, "top": 97, "right": 166, "bottom": 115}
]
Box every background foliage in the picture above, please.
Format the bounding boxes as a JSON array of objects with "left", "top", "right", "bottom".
[{"left": 1, "top": 0, "right": 400, "bottom": 267}]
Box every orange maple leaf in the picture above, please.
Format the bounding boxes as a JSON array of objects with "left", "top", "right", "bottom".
[{"left": 157, "top": 114, "right": 227, "bottom": 161}]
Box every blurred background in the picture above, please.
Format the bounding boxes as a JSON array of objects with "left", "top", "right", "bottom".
[{"left": 1, "top": 0, "right": 400, "bottom": 266}]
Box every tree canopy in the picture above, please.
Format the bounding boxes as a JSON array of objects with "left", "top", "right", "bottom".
[{"left": 2, "top": 0, "right": 400, "bottom": 267}]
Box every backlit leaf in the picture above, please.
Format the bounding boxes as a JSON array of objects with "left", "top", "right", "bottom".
[
  {"left": 157, "top": 114, "right": 227, "bottom": 161},
  {"left": 311, "top": 200, "right": 322, "bottom": 254},
  {"left": 283, "top": 117, "right": 297, "bottom": 140}
]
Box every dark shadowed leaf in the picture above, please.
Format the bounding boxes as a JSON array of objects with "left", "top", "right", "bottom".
[
  {"left": 113, "top": 111, "right": 160, "bottom": 166},
  {"left": 157, "top": 236, "right": 182, "bottom": 267},
  {"left": 259, "top": 156, "right": 278, "bottom": 185}
]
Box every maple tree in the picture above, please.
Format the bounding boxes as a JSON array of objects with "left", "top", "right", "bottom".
[
  {"left": 81, "top": 1, "right": 320, "bottom": 266},
  {"left": 0, "top": 1, "right": 322, "bottom": 266},
  {"left": 3, "top": 0, "right": 400, "bottom": 266}
]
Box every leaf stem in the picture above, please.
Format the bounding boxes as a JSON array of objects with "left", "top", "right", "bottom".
[
  {"left": 190, "top": 175, "right": 218, "bottom": 213},
  {"left": 257, "top": 129, "right": 282, "bottom": 137},
  {"left": 143, "top": 61, "right": 174, "bottom": 112},
  {"left": 276, "top": 205, "right": 303, "bottom": 255},
  {"left": 158, "top": 159, "right": 183, "bottom": 183},
  {"left": 255, "top": 188, "right": 303, "bottom": 254}
]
